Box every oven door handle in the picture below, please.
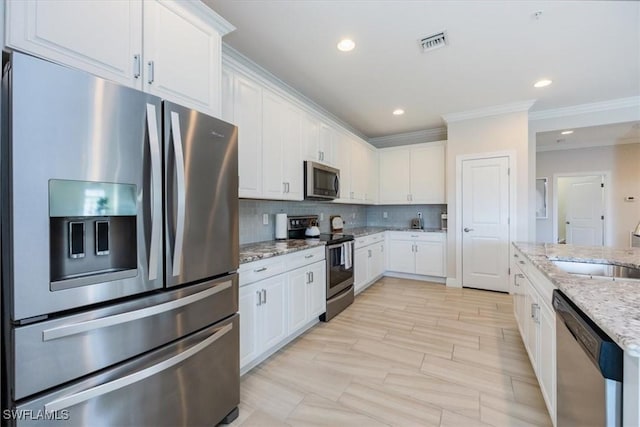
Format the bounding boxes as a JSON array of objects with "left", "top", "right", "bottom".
[
  {"left": 42, "top": 281, "right": 231, "bottom": 341},
  {"left": 327, "top": 242, "right": 352, "bottom": 250},
  {"left": 44, "top": 323, "right": 233, "bottom": 413}
]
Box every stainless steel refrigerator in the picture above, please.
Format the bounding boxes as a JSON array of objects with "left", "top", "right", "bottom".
[{"left": 1, "top": 52, "right": 240, "bottom": 426}]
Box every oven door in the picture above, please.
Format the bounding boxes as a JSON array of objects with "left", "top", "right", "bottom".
[{"left": 326, "top": 242, "right": 353, "bottom": 298}]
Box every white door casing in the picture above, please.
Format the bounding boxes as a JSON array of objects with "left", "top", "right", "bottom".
[{"left": 461, "top": 156, "right": 510, "bottom": 292}]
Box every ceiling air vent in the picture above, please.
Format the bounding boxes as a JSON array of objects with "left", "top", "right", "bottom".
[{"left": 419, "top": 31, "right": 447, "bottom": 53}]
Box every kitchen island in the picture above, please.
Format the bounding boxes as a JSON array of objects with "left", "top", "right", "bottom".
[{"left": 513, "top": 242, "right": 640, "bottom": 426}]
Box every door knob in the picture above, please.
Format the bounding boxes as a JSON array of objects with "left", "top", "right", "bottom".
[{"left": 464, "top": 227, "right": 474, "bottom": 232}]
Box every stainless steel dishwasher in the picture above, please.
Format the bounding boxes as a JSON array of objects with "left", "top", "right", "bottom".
[{"left": 553, "top": 290, "right": 623, "bottom": 427}]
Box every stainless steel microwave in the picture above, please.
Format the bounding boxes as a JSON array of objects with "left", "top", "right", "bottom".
[{"left": 304, "top": 161, "right": 340, "bottom": 200}]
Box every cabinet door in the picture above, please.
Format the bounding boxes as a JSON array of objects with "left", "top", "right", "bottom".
[
  {"left": 301, "top": 113, "right": 320, "bottom": 162},
  {"left": 261, "top": 90, "right": 285, "bottom": 199},
  {"left": 333, "top": 133, "right": 352, "bottom": 202},
  {"left": 6, "top": 0, "right": 143, "bottom": 89},
  {"left": 379, "top": 149, "right": 411, "bottom": 204},
  {"left": 234, "top": 75, "right": 263, "bottom": 198},
  {"left": 414, "top": 241, "right": 445, "bottom": 277},
  {"left": 238, "top": 284, "right": 260, "bottom": 369},
  {"left": 387, "top": 240, "right": 415, "bottom": 273},
  {"left": 366, "top": 247, "right": 376, "bottom": 282},
  {"left": 354, "top": 247, "right": 369, "bottom": 293},
  {"left": 220, "top": 67, "right": 234, "bottom": 123},
  {"left": 350, "top": 140, "right": 367, "bottom": 202},
  {"left": 307, "top": 261, "right": 326, "bottom": 318},
  {"left": 365, "top": 145, "right": 379, "bottom": 204},
  {"left": 410, "top": 143, "right": 446, "bottom": 203},
  {"left": 375, "top": 242, "right": 386, "bottom": 277},
  {"left": 281, "top": 103, "right": 303, "bottom": 200},
  {"left": 260, "top": 275, "right": 288, "bottom": 351},
  {"left": 539, "top": 300, "right": 556, "bottom": 421},
  {"left": 288, "top": 267, "right": 308, "bottom": 334},
  {"left": 525, "top": 283, "right": 540, "bottom": 371},
  {"left": 318, "top": 121, "right": 336, "bottom": 166},
  {"left": 143, "top": 0, "right": 221, "bottom": 116}
]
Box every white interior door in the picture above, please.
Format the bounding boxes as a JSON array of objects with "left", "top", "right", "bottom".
[
  {"left": 462, "top": 157, "right": 510, "bottom": 292},
  {"left": 564, "top": 176, "right": 604, "bottom": 246}
]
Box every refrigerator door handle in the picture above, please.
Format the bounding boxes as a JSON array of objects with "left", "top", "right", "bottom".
[
  {"left": 42, "top": 281, "right": 232, "bottom": 341},
  {"left": 44, "top": 322, "right": 233, "bottom": 413},
  {"left": 146, "top": 104, "right": 162, "bottom": 282},
  {"left": 170, "top": 111, "right": 187, "bottom": 277}
]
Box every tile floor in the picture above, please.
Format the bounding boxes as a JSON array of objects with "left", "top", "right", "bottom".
[{"left": 230, "top": 277, "right": 553, "bottom": 427}]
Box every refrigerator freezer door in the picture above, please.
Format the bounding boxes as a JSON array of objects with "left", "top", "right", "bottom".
[
  {"left": 13, "top": 274, "right": 237, "bottom": 399},
  {"left": 4, "top": 53, "right": 164, "bottom": 321},
  {"left": 163, "top": 101, "right": 239, "bottom": 287},
  {"left": 16, "top": 314, "right": 240, "bottom": 427}
]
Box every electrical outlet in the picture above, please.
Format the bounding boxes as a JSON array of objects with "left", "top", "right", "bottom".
[
  {"left": 262, "top": 213, "right": 269, "bottom": 225},
  {"left": 383, "top": 212, "right": 388, "bottom": 219},
  {"left": 320, "top": 213, "right": 324, "bottom": 221}
]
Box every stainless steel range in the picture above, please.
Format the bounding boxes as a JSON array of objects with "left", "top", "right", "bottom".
[
  {"left": 1, "top": 53, "right": 239, "bottom": 426},
  {"left": 287, "top": 215, "right": 354, "bottom": 321}
]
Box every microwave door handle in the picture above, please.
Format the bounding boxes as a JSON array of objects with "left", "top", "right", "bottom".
[
  {"left": 334, "top": 174, "right": 340, "bottom": 195},
  {"left": 44, "top": 322, "right": 233, "bottom": 413},
  {"left": 146, "top": 104, "right": 162, "bottom": 281},
  {"left": 170, "top": 111, "right": 187, "bottom": 277}
]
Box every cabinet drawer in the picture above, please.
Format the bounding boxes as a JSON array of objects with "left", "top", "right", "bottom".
[
  {"left": 355, "top": 236, "right": 371, "bottom": 248},
  {"left": 239, "top": 258, "right": 286, "bottom": 286},
  {"left": 387, "top": 231, "right": 444, "bottom": 242},
  {"left": 369, "top": 233, "right": 385, "bottom": 243},
  {"left": 285, "top": 247, "right": 326, "bottom": 271}
]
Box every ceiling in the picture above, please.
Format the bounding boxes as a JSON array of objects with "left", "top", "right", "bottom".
[
  {"left": 204, "top": 1, "right": 640, "bottom": 139},
  {"left": 536, "top": 121, "right": 640, "bottom": 152}
]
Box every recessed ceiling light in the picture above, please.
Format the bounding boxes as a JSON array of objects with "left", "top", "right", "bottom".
[
  {"left": 337, "top": 39, "right": 355, "bottom": 52},
  {"left": 534, "top": 79, "right": 552, "bottom": 88},
  {"left": 393, "top": 109, "right": 405, "bottom": 116},
  {"left": 561, "top": 130, "right": 574, "bottom": 135}
]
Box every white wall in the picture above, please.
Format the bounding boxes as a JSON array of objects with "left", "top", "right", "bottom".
[
  {"left": 446, "top": 110, "right": 530, "bottom": 281},
  {"left": 536, "top": 143, "right": 640, "bottom": 248}
]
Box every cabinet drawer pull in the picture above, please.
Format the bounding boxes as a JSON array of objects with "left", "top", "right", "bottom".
[
  {"left": 519, "top": 260, "right": 525, "bottom": 265},
  {"left": 305, "top": 254, "right": 314, "bottom": 259},
  {"left": 254, "top": 267, "right": 268, "bottom": 272}
]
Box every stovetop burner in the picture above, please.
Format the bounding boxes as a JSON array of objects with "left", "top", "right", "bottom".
[{"left": 286, "top": 215, "right": 354, "bottom": 244}]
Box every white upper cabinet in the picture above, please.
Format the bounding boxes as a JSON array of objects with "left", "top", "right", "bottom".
[
  {"left": 379, "top": 148, "right": 412, "bottom": 203},
  {"left": 6, "top": 0, "right": 143, "bottom": 88},
  {"left": 318, "top": 121, "right": 336, "bottom": 166},
  {"left": 262, "top": 90, "right": 302, "bottom": 201},
  {"left": 6, "top": 0, "right": 233, "bottom": 117},
  {"left": 301, "top": 113, "right": 320, "bottom": 163},
  {"left": 233, "top": 73, "right": 263, "bottom": 198},
  {"left": 365, "top": 145, "right": 379, "bottom": 204},
  {"left": 378, "top": 141, "right": 446, "bottom": 205},
  {"left": 410, "top": 143, "right": 446, "bottom": 203},
  {"left": 143, "top": 0, "right": 226, "bottom": 117}
]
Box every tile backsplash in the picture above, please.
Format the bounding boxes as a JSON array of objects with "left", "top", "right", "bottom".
[{"left": 239, "top": 199, "right": 446, "bottom": 244}]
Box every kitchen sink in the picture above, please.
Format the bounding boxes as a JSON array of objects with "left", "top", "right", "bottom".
[{"left": 552, "top": 260, "right": 640, "bottom": 281}]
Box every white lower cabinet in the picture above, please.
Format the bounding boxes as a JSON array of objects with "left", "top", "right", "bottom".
[
  {"left": 238, "top": 274, "right": 287, "bottom": 369},
  {"left": 238, "top": 247, "right": 325, "bottom": 373},
  {"left": 386, "top": 232, "right": 446, "bottom": 277},
  {"left": 512, "top": 247, "right": 556, "bottom": 426},
  {"left": 354, "top": 233, "right": 385, "bottom": 294},
  {"left": 288, "top": 260, "right": 326, "bottom": 334}
]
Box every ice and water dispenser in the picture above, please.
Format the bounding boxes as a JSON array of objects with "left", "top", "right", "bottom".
[{"left": 49, "top": 180, "right": 138, "bottom": 291}]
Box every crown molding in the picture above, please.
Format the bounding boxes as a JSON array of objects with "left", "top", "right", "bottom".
[
  {"left": 222, "top": 43, "right": 368, "bottom": 141},
  {"left": 188, "top": 0, "right": 235, "bottom": 35},
  {"left": 368, "top": 128, "right": 447, "bottom": 148},
  {"left": 537, "top": 137, "right": 640, "bottom": 152},
  {"left": 529, "top": 96, "right": 640, "bottom": 121},
  {"left": 442, "top": 100, "right": 536, "bottom": 124}
]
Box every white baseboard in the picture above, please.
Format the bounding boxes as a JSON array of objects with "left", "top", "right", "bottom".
[
  {"left": 446, "top": 277, "right": 462, "bottom": 288},
  {"left": 383, "top": 271, "right": 446, "bottom": 284}
]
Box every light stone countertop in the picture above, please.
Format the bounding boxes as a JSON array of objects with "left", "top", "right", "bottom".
[
  {"left": 239, "top": 239, "right": 326, "bottom": 264},
  {"left": 347, "top": 226, "right": 446, "bottom": 237},
  {"left": 513, "top": 242, "right": 640, "bottom": 357}
]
